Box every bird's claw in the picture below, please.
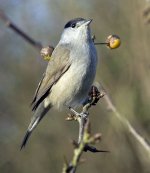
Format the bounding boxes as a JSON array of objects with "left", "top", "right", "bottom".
[{"left": 68, "top": 107, "right": 88, "bottom": 120}]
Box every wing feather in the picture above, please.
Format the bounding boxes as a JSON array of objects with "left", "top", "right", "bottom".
[{"left": 31, "top": 45, "right": 71, "bottom": 111}]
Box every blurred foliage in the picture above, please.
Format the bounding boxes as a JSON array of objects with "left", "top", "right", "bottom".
[{"left": 0, "top": 0, "right": 150, "bottom": 173}]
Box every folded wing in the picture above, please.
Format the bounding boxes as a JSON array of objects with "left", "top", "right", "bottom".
[{"left": 31, "top": 45, "right": 71, "bottom": 111}]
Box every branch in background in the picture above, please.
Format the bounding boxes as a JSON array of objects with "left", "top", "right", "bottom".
[
  {"left": 142, "top": 5, "right": 150, "bottom": 24},
  {"left": 0, "top": 9, "right": 54, "bottom": 52},
  {"left": 100, "top": 84, "right": 150, "bottom": 156},
  {"left": 0, "top": 9, "right": 120, "bottom": 57}
]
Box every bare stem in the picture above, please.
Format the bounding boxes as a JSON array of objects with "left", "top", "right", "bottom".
[
  {"left": 68, "top": 86, "right": 104, "bottom": 145},
  {"left": 62, "top": 120, "right": 102, "bottom": 173},
  {"left": 0, "top": 9, "right": 108, "bottom": 53},
  {"left": 103, "top": 88, "right": 150, "bottom": 156},
  {"left": 63, "top": 86, "right": 107, "bottom": 173},
  {"left": 0, "top": 9, "right": 54, "bottom": 51},
  {"left": 78, "top": 115, "right": 87, "bottom": 144}
]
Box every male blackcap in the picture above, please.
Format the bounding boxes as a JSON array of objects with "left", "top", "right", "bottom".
[{"left": 21, "top": 18, "right": 98, "bottom": 149}]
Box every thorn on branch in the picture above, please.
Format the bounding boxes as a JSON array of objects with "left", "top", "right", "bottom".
[{"left": 84, "top": 145, "right": 109, "bottom": 153}]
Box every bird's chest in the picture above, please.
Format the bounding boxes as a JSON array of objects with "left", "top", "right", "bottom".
[
  {"left": 70, "top": 54, "right": 92, "bottom": 87},
  {"left": 67, "top": 44, "right": 97, "bottom": 97},
  {"left": 49, "top": 43, "right": 97, "bottom": 108},
  {"left": 71, "top": 43, "right": 97, "bottom": 84}
]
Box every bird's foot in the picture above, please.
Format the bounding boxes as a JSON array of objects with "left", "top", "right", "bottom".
[{"left": 66, "top": 107, "right": 88, "bottom": 121}]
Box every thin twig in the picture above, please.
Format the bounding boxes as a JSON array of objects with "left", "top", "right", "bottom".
[
  {"left": 142, "top": 4, "right": 150, "bottom": 24},
  {"left": 0, "top": 9, "right": 55, "bottom": 51},
  {"left": 78, "top": 115, "right": 87, "bottom": 144},
  {"left": 0, "top": 10, "right": 107, "bottom": 53},
  {"left": 63, "top": 86, "right": 107, "bottom": 173},
  {"left": 62, "top": 120, "right": 103, "bottom": 173},
  {"left": 68, "top": 107, "right": 88, "bottom": 144},
  {"left": 94, "top": 42, "right": 108, "bottom": 45},
  {"left": 68, "top": 86, "right": 104, "bottom": 146},
  {"left": 103, "top": 89, "right": 150, "bottom": 156}
]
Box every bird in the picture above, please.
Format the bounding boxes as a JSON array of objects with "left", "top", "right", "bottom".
[{"left": 20, "top": 18, "right": 98, "bottom": 149}]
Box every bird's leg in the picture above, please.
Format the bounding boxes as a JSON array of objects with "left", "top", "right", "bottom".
[{"left": 68, "top": 107, "right": 80, "bottom": 117}]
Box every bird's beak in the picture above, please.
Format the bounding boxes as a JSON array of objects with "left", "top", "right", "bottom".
[{"left": 83, "top": 19, "right": 92, "bottom": 26}]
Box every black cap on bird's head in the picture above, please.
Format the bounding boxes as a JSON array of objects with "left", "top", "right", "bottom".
[
  {"left": 64, "top": 18, "right": 92, "bottom": 29},
  {"left": 64, "top": 18, "right": 85, "bottom": 28}
]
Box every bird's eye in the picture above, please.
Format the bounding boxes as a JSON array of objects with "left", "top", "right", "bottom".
[{"left": 71, "top": 23, "right": 76, "bottom": 28}]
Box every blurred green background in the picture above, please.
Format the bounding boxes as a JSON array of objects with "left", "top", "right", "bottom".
[{"left": 0, "top": 0, "right": 150, "bottom": 173}]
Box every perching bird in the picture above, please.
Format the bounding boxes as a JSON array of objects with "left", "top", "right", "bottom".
[{"left": 20, "top": 18, "right": 98, "bottom": 149}]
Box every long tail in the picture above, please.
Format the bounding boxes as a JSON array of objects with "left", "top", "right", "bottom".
[{"left": 20, "top": 103, "right": 51, "bottom": 150}]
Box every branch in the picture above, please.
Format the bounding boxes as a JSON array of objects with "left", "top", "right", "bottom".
[
  {"left": 0, "top": 9, "right": 54, "bottom": 52},
  {"left": 62, "top": 120, "right": 107, "bottom": 173},
  {"left": 101, "top": 85, "right": 150, "bottom": 156},
  {"left": 67, "top": 86, "right": 105, "bottom": 146},
  {"left": 0, "top": 9, "right": 120, "bottom": 55},
  {"left": 142, "top": 4, "right": 150, "bottom": 24},
  {"left": 40, "top": 48, "right": 108, "bottom": 173},
  {"left": 63, "top": 86, "right": 108, "bottom": 173}
]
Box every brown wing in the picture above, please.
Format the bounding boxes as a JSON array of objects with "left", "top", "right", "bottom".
[
  {"left": 31, "top": 73, "right": 45, "bottom": 105},
  {"left": 31, "top": 45, "right": 71, "bottom": 111}
]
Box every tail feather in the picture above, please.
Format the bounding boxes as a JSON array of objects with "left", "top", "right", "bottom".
[
  {"left": 20, "top": 103, "right": 51, "bottom": 150},
  {"left": 20, "top": 130, "right": 31, "bottom": 150}
]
